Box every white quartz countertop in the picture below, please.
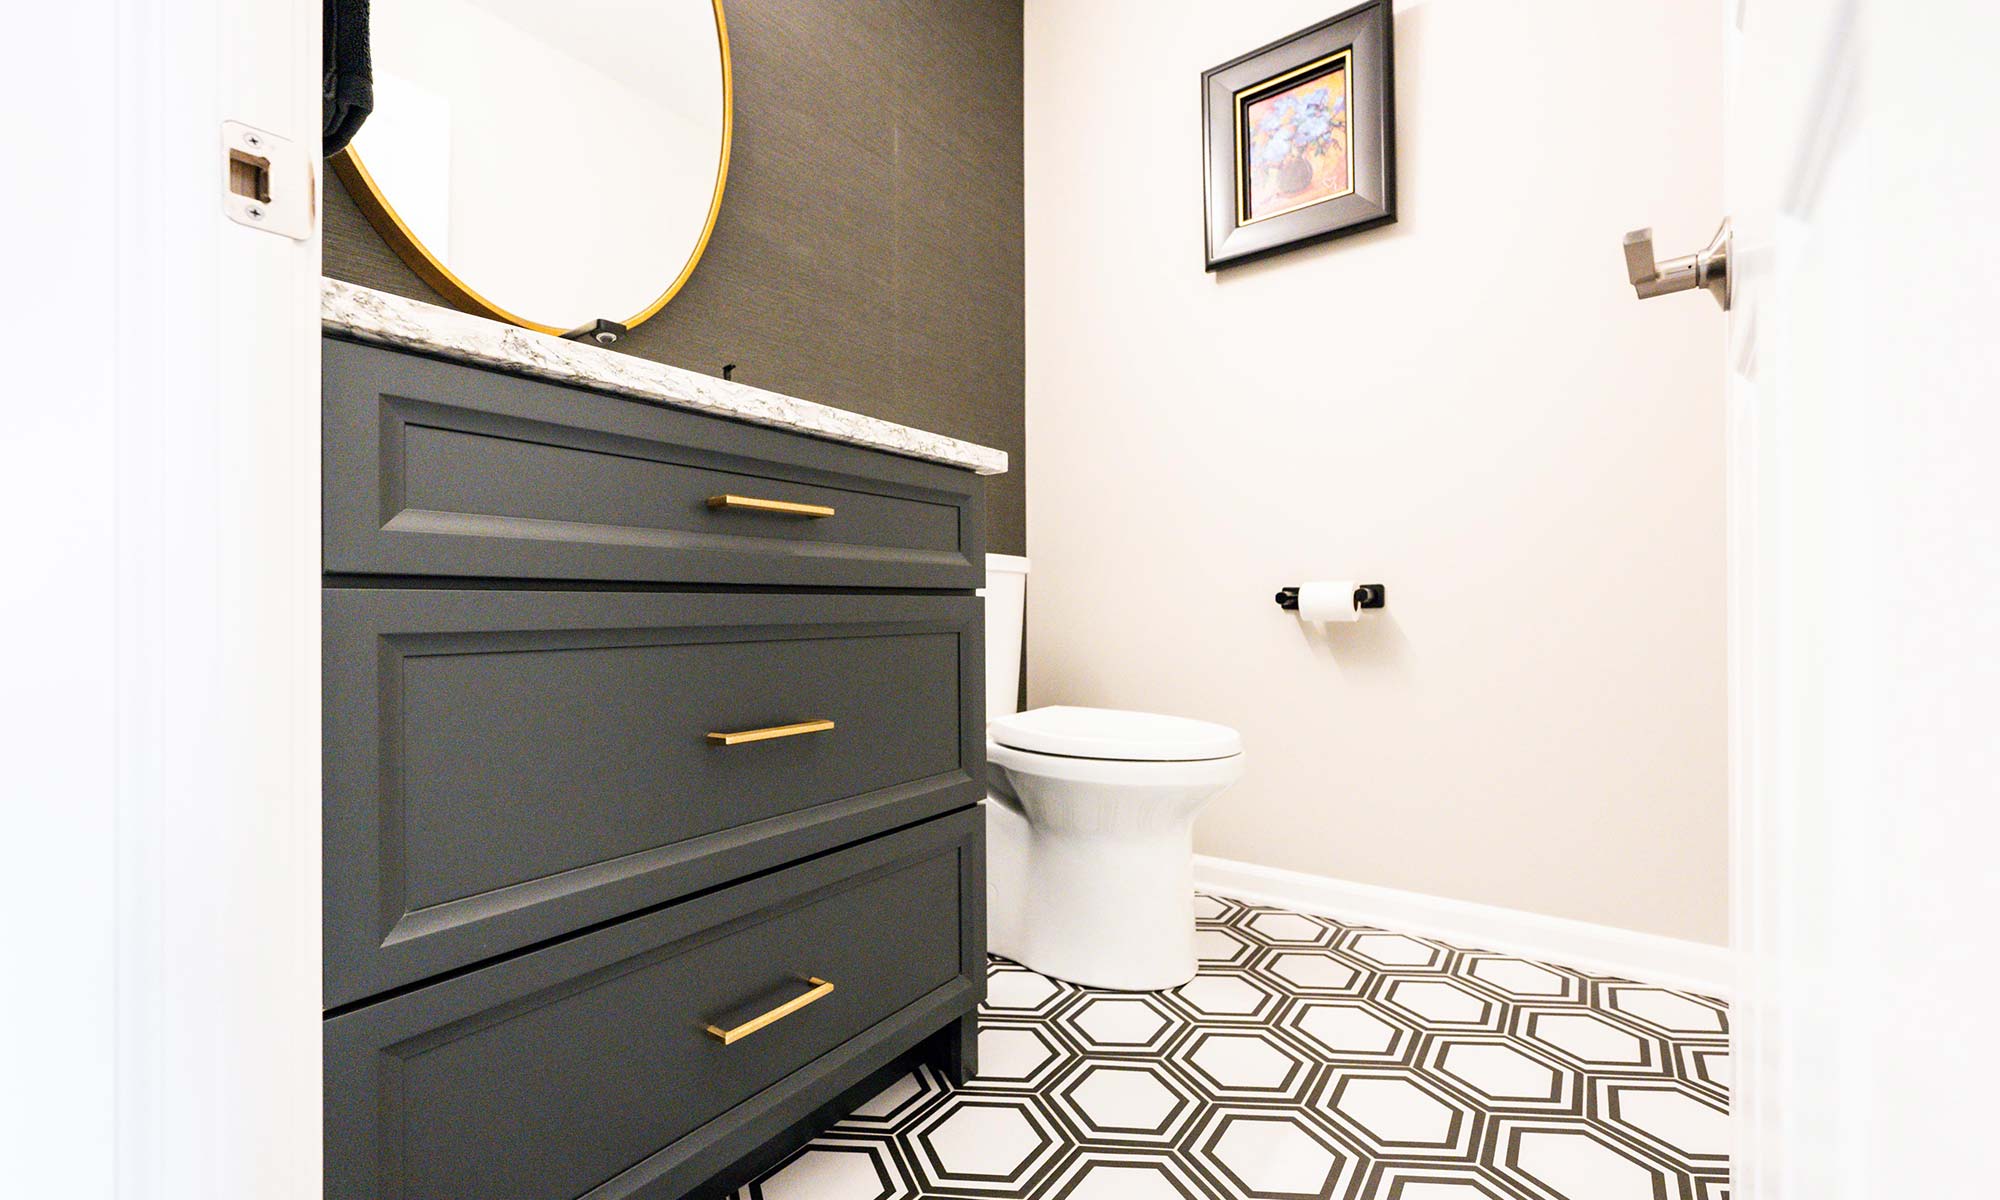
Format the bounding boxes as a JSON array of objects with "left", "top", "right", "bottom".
[{"left": 321, "top": 279, "right": 1008, "bottom": 475}]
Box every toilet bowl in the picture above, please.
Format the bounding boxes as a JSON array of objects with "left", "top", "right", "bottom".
[
  {"left": 987, "top": 705, "right": 1245, "bottom": 990},
  {"left": 979, "top": 554, "right": 1244, "bottom": 991}
]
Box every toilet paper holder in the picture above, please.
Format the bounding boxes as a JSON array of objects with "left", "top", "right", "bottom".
[{"left": 1275, "top": 584, "right": 1385, "bottom": 611}]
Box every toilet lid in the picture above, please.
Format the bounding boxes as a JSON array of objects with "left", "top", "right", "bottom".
[{"left": 989, "top": 705, "right": 1243, "bottom": 762}]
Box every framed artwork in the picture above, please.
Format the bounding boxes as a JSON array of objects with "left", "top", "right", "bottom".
[{"left": 1202, "top": 0, "right": 1396, "bottom": 270}]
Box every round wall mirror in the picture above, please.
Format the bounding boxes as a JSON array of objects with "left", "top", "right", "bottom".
[{"left": 334, "top": 0, "right": 731, "bottom": 336}]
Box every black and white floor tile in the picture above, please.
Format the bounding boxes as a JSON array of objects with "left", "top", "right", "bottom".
[{"left": 739, "top": 895, "right": 1729, "bottom": 1200}]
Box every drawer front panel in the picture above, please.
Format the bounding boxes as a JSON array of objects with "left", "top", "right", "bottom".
[
  {"left": 326, "top": 810, "right": 983, "bottom": 1200},
  {"left": 324, "top": 338, "right": 985, "bottom": 588},
  {"left": 324, "top": 589, "right": 984, "bottom": 1008}
]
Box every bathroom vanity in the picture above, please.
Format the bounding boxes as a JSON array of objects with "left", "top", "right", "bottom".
[{"left": 318, "top": 282, "right": 1003, "bottom": 1199}]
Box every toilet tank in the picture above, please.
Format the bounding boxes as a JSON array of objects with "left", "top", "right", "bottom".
[{"left": 982, "top": 554, "right": 1030, "bottom": 722}]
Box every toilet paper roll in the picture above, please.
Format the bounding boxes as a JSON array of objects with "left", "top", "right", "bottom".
[{"left": 1296, "top": 581, "right": 1361, "bottom": 623}]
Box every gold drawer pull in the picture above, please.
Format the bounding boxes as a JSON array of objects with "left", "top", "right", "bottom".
[
  {"left": 706, "top": 493, "right": 836, "bottom": 518},
  {"left": 706, "top": 718, "right": 836, "bottom": 746},
  {"left": 706, "top": 977, "right": 835, "bottom": 1045}
]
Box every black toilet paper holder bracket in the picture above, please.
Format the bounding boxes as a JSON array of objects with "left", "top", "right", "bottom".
[{"left": 1275, "top": 584, "right": 1386, "bottom": 611}]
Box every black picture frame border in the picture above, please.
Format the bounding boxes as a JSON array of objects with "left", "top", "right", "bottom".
[{"left": 1202, "top": 0, "right": 1397, "bottom": 271}]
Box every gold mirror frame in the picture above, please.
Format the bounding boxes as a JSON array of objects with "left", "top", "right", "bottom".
[{"left": 330, "top": 0, "right": 733, "bottom": 336}]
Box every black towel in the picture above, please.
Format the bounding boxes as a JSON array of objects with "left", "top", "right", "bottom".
[{"left": 323, "top": 0, "right": 372, "bottom": 156}]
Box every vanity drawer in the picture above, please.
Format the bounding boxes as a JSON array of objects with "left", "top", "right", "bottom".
[
  {"left": 324, "top": 588, "right": 984, "bottom": 1008},
  {"left": 326, "top": 809, "right": 983, "bottom": 1200},
  {"left": 323, "top": 337, "right": 984, "bottom": 589}
]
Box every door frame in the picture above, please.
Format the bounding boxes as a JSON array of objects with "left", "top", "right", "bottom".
[{"left": 4, "top": 0, "right": 323, "bottom": 1194}]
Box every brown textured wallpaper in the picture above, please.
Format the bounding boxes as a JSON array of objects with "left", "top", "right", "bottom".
[{"left": 323, "top": 0, "right": 1026, "bottom": 553}]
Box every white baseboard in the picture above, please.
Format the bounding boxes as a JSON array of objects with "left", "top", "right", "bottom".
[{"left": 1192, "top": 855, "right": 1734, "bottom": 998}]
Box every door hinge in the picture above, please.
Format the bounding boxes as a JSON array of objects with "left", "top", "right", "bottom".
[{"left": 222, "top": 120, "right": 313, "bottom": 240}]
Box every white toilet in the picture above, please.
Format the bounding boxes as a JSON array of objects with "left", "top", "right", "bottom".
[{"left": 982, "top": 556, "right": 1245, "bottom": 991}]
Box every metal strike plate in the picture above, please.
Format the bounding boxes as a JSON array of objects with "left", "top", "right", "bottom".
[{"left": 222, "top": 120, "right": 313, "bottom": 240}]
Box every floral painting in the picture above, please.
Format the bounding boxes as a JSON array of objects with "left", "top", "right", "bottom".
[
  {"left": 1202, "top": 1, "right": 1394, "bottom": 269},
  {"left": 1241, "top": 57, "right": 1352, "bottom": 223}
]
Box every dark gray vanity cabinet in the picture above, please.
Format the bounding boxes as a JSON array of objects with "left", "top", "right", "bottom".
[{"left": 323, "top": 336, "right": 988, "bottom": 1200}]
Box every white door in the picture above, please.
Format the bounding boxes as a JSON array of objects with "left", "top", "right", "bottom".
[{"left": 1726, "top": 1, "right": 2000, "bottom": 1196}]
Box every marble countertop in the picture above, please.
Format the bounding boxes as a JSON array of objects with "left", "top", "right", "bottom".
[{"left": 320, "top": 279, "right": 1008, "bottom": 475}]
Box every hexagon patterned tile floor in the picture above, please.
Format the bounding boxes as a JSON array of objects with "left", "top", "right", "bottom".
[{"left": 737, "top": 894, "right": 1728, "bottom": 1200}]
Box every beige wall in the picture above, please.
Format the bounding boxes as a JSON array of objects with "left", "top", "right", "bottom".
[{"left": 1023, "top": 0, "right": 1727, "bottom": 943}]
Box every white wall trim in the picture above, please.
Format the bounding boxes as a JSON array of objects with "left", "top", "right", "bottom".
[{"left": 1193, "top": 855, "right": 1735, "bottom": 998}]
